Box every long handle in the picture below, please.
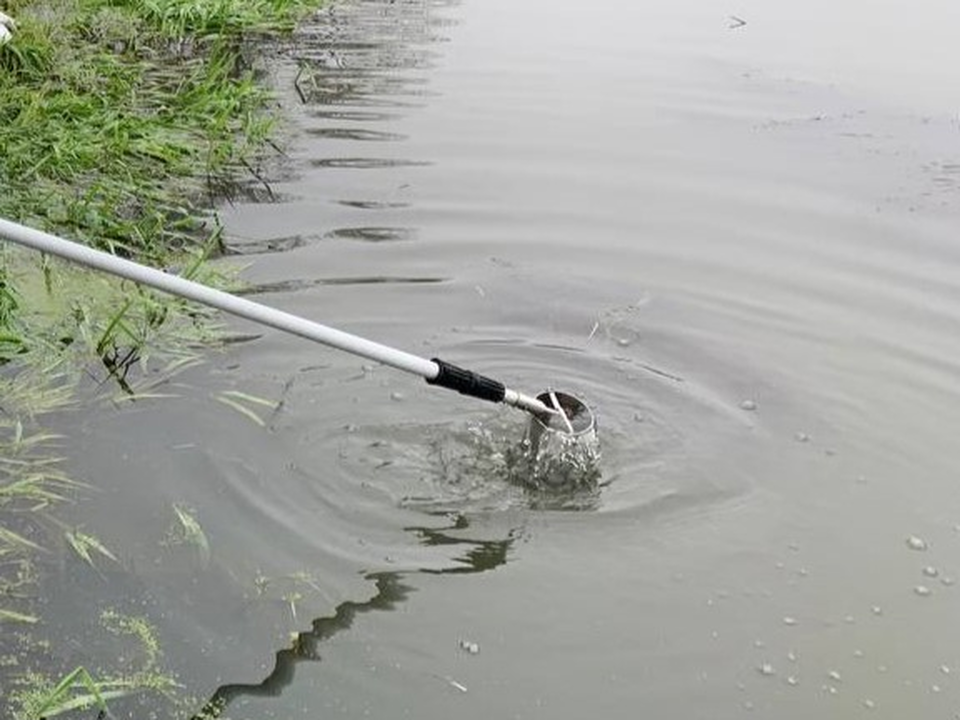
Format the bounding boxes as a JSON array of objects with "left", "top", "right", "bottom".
[{"left": 0, "top": 218, "right": 553, "bottom": 417}]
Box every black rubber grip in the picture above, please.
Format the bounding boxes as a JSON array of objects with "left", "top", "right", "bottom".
[{"left": 425, "top": 358, "right": 506, "bottom": 403}]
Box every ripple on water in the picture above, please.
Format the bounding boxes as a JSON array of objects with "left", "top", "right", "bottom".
[{"left": 283, "top": 326, "right": 761, "bottom": 527}]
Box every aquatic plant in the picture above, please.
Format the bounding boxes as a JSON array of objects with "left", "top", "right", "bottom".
[
  {"left": 0, "top": 0, "right": 323, "bottom": 717},
  {"left": 11, "top": 611, "right": 180, "bottom": 719}
]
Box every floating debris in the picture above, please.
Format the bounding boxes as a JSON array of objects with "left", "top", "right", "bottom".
[
  {"left": 458, "top": 639, "right": 480, "bottom": 655},
  {"left": 435, "top": 674, "right": 468, "bottom": 693},
  {"left": 906, "top": 535, "right": 928, "bottom": 551}
]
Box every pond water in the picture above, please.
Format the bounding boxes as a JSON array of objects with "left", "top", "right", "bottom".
[{"left": 55, "top": 0, "right": 960, "bottom": 717}]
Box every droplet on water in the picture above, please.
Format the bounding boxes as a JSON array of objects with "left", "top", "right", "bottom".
[{"left": 906, "top": 535, "right": 928, "bottom": 551}]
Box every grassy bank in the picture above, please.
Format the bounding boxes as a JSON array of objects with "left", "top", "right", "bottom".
[{"left": 0, "top": 0, "right": 315, "bottom": 716}]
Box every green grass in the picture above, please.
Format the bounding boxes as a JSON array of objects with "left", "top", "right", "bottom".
[
  {"left": 0, "top": 0, "right": 309, "bottom": 261},
  {"left": 0, "top": 0, "right": 320, "bottom": 716}
]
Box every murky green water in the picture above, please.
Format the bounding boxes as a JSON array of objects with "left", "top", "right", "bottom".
[{"left": 54, "top": 0, "right": 960, "bottom": 716}]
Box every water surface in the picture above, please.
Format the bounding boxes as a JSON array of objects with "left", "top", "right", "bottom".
[{"left": 57, "top": 0, "right": 960, "bottom": 717}]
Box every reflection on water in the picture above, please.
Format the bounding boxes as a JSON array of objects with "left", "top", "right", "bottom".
[{"left": 195, "top": 514, "right": 514, "bottom": 719}]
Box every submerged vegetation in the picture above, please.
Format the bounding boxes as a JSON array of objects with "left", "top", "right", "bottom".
[{"left": 0, "top": 0, "right": 319, "bottom": 716}]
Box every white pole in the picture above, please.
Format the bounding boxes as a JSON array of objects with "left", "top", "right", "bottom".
[
  {"left": 0, "top": 217, "right": 440, "bottom": 379},
  {"left": 0, "top": 217, "right": 557, "bottom": 417}
]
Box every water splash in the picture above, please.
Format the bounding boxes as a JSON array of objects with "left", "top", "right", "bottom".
[{"left": 400, "top": 415, "right": 603, "bottom": 513}]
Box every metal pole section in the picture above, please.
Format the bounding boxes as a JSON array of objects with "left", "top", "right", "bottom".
[{"left": 0, "top": 217, "right": 440, "bottom": 380}]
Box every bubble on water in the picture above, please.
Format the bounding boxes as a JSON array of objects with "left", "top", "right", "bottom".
[
  {"left": 923, "top": 566, "right": 939, "bottom": 578},
  {"left": 914, "top": 584, "right": 932, "bottom": 597},
  {"left": 758, "top": 663, "right": 776, "bottom": 677},
  {"left": 906, "top": 535, "right": 929, "bottom": 551},
  {"left": 740, "top": 399, "right": 757, "bottom": 411}
]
